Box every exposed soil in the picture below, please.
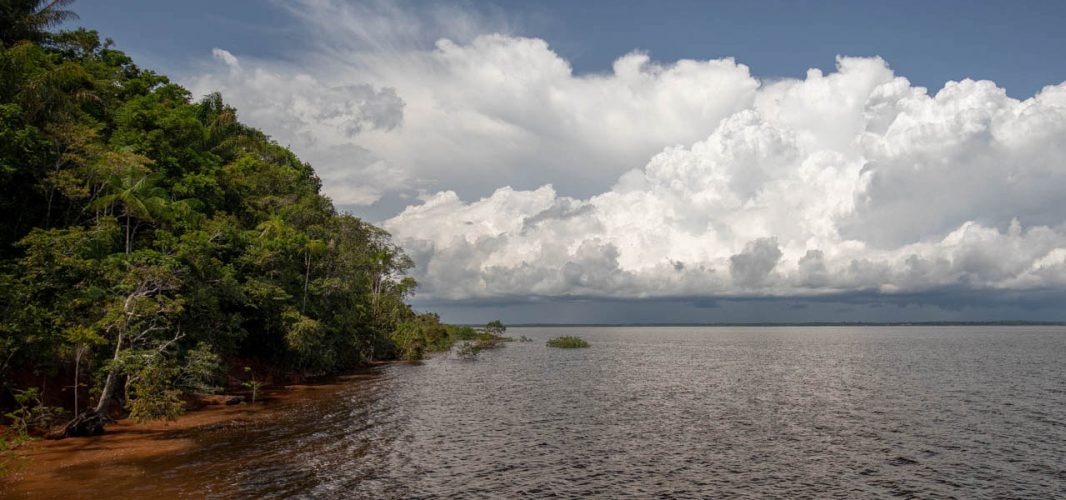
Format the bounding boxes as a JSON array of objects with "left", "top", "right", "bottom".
[{"left": 1, "top": 374, "right": 370, "bottom": 498}]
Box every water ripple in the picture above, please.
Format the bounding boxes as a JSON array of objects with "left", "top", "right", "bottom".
[{"left": 109, "top": 327, "right": 1066, "bottom": 498}]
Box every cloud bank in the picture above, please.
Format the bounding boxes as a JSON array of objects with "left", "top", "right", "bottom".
[
  {"left": 381, "top": 56, "right": 1066, "bottom": 300},
  {"left": 184, "top": 1, "right": 1066, "bottom": 303}
]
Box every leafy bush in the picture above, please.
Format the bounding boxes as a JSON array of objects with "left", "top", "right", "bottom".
[
  {"left": 390, "top": 313, "right": 453, "bottom": 360},
  {"left": 126, "top": 361, "right": 184, "bottom": 422},
  {"left": 446, "top": 325, "right": 479, "bottom": 341},
  {"left": 546, "top": 336, "right": 590, "bottom": 348},
  {"left": 454, "top": 341, "right": 483, "bottom": 360},
  {"left": 485, "top": 320, "right": 506, "bottom": 336},
  {"left": 1, "top": 387, "right": 61, "bottom": 477},
  {"left": 177, "top": 342, "right": 223, "bottom": 395},
  {"left": 0, "top": 432, "right": 29, "bottom": 479},
  {"left": 123, "top": 341, "right": 222, "bottom": 421},
  {"left": 4, "top": 388, "right": 60, "bottom": 436}
]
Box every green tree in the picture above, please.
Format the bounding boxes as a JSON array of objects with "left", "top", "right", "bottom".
[
  {"left": 89, "top": 258, "right": 182, "bottom": 417},
  {"left": 485, "top": 320, "right": 506, "bottom": 337},
  {"left": 0, "top": 0, "right": 78, "bottom": 46},
  {"left": 92, "top": 161, "right": 164, "bottom": 254},
  {"left": 0, "top": 4, "right": 454, "bottom": 439}
]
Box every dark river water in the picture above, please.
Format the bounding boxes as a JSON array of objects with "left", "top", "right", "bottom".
[{"left": 81, "top": 327, "right": 1066, "bottom": 497}]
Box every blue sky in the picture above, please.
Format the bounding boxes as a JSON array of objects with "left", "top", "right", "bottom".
[
  {"left": 65, "top": 1, "right": 1066, "bottom": 323},
  {"left": 73, "top": 0, "right": 1066, "bottom": 99}
]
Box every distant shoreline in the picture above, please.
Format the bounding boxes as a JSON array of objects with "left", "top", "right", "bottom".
[{"left": 491, "top": 321, "right": 1066, "bottom": 327}]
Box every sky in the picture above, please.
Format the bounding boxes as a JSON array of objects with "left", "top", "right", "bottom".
[{"left": 67, "top": 0, "right": 1066, "bottom": 323}]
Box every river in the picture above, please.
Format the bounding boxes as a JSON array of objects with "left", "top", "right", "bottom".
[{"left": 16, "top": 326, "right": 1066, "bottom": 498}]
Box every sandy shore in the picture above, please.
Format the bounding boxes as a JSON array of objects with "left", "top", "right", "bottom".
[{"left": 1, "top": 374, "right": 372, "bottom": 497}]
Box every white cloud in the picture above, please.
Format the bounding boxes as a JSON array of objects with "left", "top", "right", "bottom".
[
  {"left": 382, "top": 59, "right": 1066, "bottom": 300},
  {"left": 188, "top": 48, "right": 409, "bottom": 205},
  {"left": 211, "top": 48, "right": 240, "bottom": 70},
  {"left": 182, "top": 2, "right": 1066, "bottom": 301},
  {"left": 184, "top": 3, "right": 758, "bottom": 205}
]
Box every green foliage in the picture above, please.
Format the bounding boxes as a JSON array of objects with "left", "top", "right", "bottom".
[
  {"left": 474, "top": 332, "right": 505, "bottom": 349},
  {"left": 123, "top": 340, "right": 221, "bottom": 422},
  {"left": 0, "top": 431, "right": 29, "bottom": 479},
  {"left": 242, "top": 367, "right": 263, "bottom": 404},
  {"left": 126, "top": 359, "right": 183, "bottom": 422},
  {"left": 0, "top": 387, "right": 59, "bottom": 476},
  {"left": 484, "top": 320, "right": 506, "bottom": 336},
  {"left": 546, "top": 336, "right": 590, "bottom": 348},
  {"left": 446, "top": 325, "right": 479, "bottom": 341},
  {"left": 176, "top": 342, "right": 223, "bottom": 395},
  {"left": 389, "top": 313, "right": 453, "bottom": 360},
  {"left": 449, "top": 320, "right": 512, "bottom": 360},
  {"left": 0, "top": 2, "right": 446, "bottom": 432},
  {"left": 454, "top": 341, "right": 483, "bottom": 360},
  {"left": 4, "top": 388, "right": 60, "bottom": 436},
  {"left": 474, "top": 320, "right": 508, "bottom": 348},
  {"left": 1, "top": 0, "right": 79, "bottom": 46}
]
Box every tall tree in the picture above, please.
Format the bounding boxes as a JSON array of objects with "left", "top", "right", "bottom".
[
  {"left": 93, "top": 163, "right": 164, "bottom": 254},
  {"left": 0, "top": 0, "right": 78, "bottom": 46}
]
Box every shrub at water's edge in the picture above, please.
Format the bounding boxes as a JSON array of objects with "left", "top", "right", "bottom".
[
  {"left": 546, "top": 336, "right": 590, "bottom": 348},
  {"left": 452, "top": 321, "right": 510, "bottom": 359}
]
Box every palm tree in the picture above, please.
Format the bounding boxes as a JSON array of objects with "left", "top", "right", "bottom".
[
  {"left": 1, "top": 0, "right": 79, "bottom": 46},
  {"left": 94, "top": 171, "right": 167, "bottom": 254},
  {"left": 256, "top": 213, "right": 295, "bottom": 241}
]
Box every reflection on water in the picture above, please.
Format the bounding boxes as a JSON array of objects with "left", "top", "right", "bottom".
[{"left": 59, "top": 327, "right": 1066, "bottom": 497}]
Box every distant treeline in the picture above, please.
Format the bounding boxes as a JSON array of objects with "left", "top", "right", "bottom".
[
  {"left": 0, "top": 1, "right": 462, "bottom": 435},
  {"left": 505, "top": 321, "right": 1066, "bottom": 327}
]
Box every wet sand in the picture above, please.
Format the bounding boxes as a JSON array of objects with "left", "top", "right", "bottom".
[{"left": 2, "top": 374, "right": 371, "bottom": 498}]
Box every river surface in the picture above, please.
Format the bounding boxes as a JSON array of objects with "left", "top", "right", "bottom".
[{"left": 44, "top": 326, "right": 1066, "bottom": 497}]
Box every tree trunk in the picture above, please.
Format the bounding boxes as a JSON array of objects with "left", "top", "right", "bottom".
[
  {"left": 302, "top": 249, "right": 311, "bottom": 313},
  {"left": 125, "top": 212, "right": 131, "bottom": 254},
  {"left": 51, "top": 410, "right": 106, "bottom": 439},
  {"left": 45, "top": 188, "right": 54, "bottom": 228},
  {"left": 53, "top": 333, "right": 123, "bottom": 439},
  {"left": 94, "top": 329, "right": 124, "bottom": 414},
  {"left": 73, "top": 345, "right": 82, "bottom": 414}
]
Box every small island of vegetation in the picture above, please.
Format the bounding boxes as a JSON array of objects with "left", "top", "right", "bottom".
[
  {"left": 546, "top": 336, "right": 590, "bottom": 348},
  {"left": 453, "top": 320, "right": 509, "bottom": 359}
]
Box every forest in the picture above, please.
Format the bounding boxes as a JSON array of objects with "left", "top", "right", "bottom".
[{"left": 0, "top": 0, "right": 462, "bottom": 441}]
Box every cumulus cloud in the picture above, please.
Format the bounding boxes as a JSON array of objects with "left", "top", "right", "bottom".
[
  {"left": 184, "top": 1, "right": 758, "bottom": 204},
  {"left": 730, "top": 238, "right": 783, "bottom": 288},
  {"left": 182, "top": 1, "right": 1066, "bottom": 302},
  {"left": 187, "top": 48, "right": 409, "bottom": 205},
  {"left": 383, "top": 57, "right": 1066, "bottom": 300}
]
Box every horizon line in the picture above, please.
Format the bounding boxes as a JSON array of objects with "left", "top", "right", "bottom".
[{"left": 473, "top": 320, "right": 1066, "bottom": 328}]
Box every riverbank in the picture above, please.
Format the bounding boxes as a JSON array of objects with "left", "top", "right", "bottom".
[{"left": 2, "top": 371, "right": 381, "bottom": 498}]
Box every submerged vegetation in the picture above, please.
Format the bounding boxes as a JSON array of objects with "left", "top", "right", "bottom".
[
  {"left": 546, "top": 336, "right": 590, "bottom": 348},
  {"left": 0, "top": 0, "right": 468, "bottom": 445},
  {"left": 453, "top": 321, "right": 510, "bottom": 360}
]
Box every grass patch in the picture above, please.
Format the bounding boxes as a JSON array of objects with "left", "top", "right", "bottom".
[{"left": 546, "top": 336, "right": 590, "bottom": 348}]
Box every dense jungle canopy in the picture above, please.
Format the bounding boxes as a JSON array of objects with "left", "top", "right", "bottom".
[{"left": 0, "top": 0, "right": 456, "bottom": 431}]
